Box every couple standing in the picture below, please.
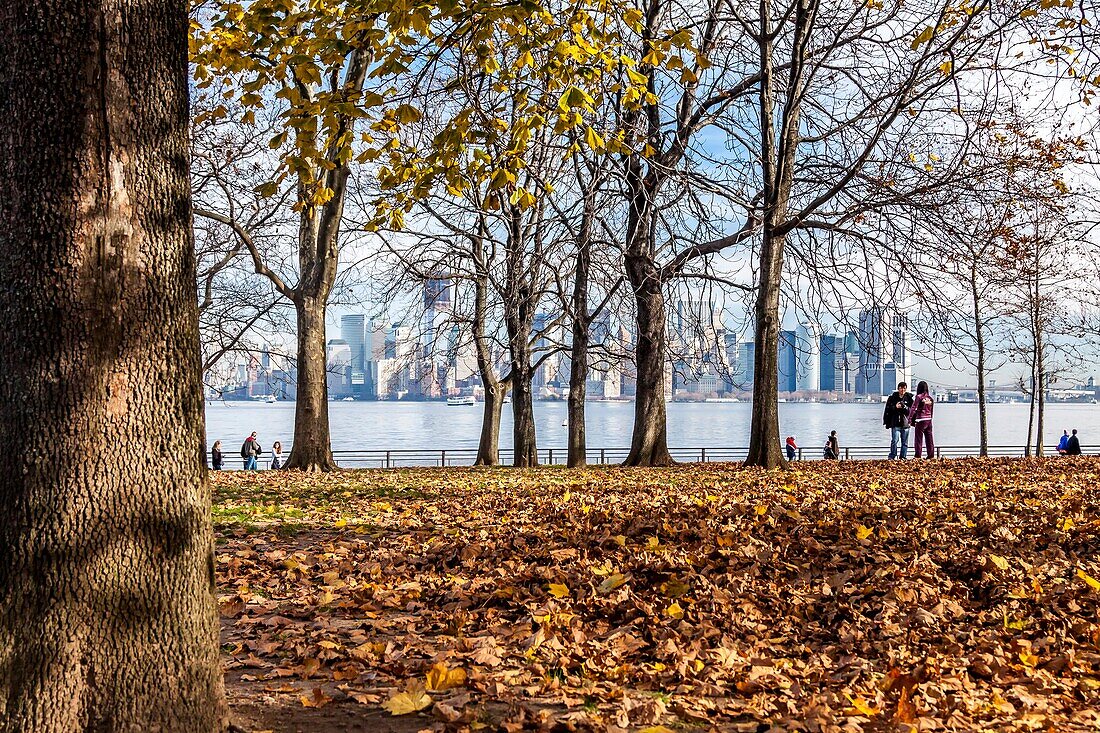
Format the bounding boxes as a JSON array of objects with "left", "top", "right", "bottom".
[{"left": 883, "top": 381, "right": 935, "bottom": 459}]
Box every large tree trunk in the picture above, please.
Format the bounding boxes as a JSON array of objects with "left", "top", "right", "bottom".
[
  {"left": 624, "top": 256, "right": 673, "bottom": 466},
  {"left": 285, "top": 296, "right": 337, "bottom": 471},
  {"left": 475, "top": 381, "right": 506, "bottom": 466},
  {"left": 511, "top": 369, "right": 538, "bottom": 467},
  {"left": 0, "top": 1, "right": 227, "bottom": 729},
  {"left": 746, "top": 231, "right": 788, "bottom": 469}
]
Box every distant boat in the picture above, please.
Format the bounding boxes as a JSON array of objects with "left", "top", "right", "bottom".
[
  {"left": 342, "top": 396, "right": 355, "bottom": 401},
  {"left": 266, "top": 395, "right": 277, "bottom": 404},
  {"left": 447, "top": 396, "right": 476, "bottom": 406}
]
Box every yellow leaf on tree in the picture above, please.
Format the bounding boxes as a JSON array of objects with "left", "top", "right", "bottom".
[{"left": 425, "top": 662, "right": 467, "bottom": 691}]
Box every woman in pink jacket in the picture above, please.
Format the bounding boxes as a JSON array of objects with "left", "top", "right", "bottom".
[{"left": 910, "top": 381, "right": 935, "bottom": 458}]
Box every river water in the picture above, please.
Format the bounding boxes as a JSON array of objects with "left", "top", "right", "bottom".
[{"left": 207, "top": 400, "right": 1100, "bottom": 454}]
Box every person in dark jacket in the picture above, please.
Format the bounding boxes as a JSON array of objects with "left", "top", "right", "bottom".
[
  {"left": 910, "top": 381, "right": 935, "bottom": 459},
  {"left": 824, "top": 430, "right": 840, "bottom": 460},
  {"left": 241, "top": 432, "right": 262, "bottom": 470},
  {"left": 883, "top": 382, "right": 914, "bottom": 459},
  {"left": 211, "top": 440, "right": 224, "bottom": 471},
  {"left": 1066, "top": 429, "right": 1082, "bottom": 456}
]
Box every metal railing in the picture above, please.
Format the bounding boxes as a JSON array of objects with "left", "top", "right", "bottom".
[{"left": 218, "top": 444, "right": 1093, "bottom": 470}]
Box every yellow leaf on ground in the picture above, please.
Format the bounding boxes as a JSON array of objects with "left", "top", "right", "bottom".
[
  {"left": 548, "top": 583, "right": 570, "bottom": 598},
  {"left": 665, "top": 602, "right": 684, "bottom": 619},
  {"left": 846, "top": 694, "right": 880, "bottom": 716},
  {"left": 598, "top": 572, "right": 628, "bottom": 593},
  {"left": 1077, "top": 568, "right": 1100, "bottom": 591},
  {"left": 382, "top": 682, "right": 431, "bottom": 715},
  {"left": 425, "top": 662, "right": 467, "bottom": 691},
  {"left": 856, "top": 524, "right": 874, "bottom": 540},
  {"left": 987, "top": 554, "right": 1009, "bottom": 571}
]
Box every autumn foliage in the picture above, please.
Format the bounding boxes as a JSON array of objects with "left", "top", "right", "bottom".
[{"left": 215, "top": 460, "right": 1100, "bottom": 731}]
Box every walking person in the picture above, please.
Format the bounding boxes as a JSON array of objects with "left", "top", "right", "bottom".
[
  {"left": 240, "top": 431, "right": 262, "bottom": 470},
  {"left": 883, "top": 381, "right": 914, "bottom": 459},
  {"left": 1065, "top": 429, "right": 1082, "bottom": 456},
  {"left": 824, "top": 430, "right": 840, "bottom": 460},
  {"left": 1057, "top": 430, "right": 1070, "bottom": 455},
  {"left": 785, "top": 436, "right": 799, "bottom": 461},
  {"left": 211, "top": 440, "right": 224, "bottom": 471},
  {"left": 270, "top": 441, "right": 284, "bottom": 470},
  {"left": 910, "top": 381, "right": 935, "bottom": 459}
]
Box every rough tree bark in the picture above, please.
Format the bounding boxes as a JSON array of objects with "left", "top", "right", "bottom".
[
  {"left": 511, "top": 363, "right": 539, "bottom": 467},
  {"left": 0, "top": 0, "right": 227, "bottom": 729},
  {"left": 288, "top": 294, "right": 336, "bottom": 470},
  {"left": 470, "top": 226, "right": 508, "bottom": 466},
  {"left": 475, "top": 382, "right": 507, "bottom": 466},
  {"left": 624, "top": 255, "right": 674, "bottom": 466},
  {"left": 745, "top": 230, "right": 788, "bottom": 469},
  {"left": 567, "top": 223, "right": 592, "bottom": 468},
  {"left": 503, "top": 205, "right": 540, "bottom": 468},
  {"left": 745, "top": 0, "right": 816, "bottom": 469}
]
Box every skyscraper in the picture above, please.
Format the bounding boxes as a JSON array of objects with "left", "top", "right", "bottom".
[
  {"left": 341, "top": 314, "right": 375, "bottom": 399},
  {"left": 778, "top": 330, "right": 798, "bottom": 393},
  {"left": 795, "top": 323, "right": 821, "bottom": 392},
  {"left": 857, "top": 307, "right": 910, "bottom": 397},
  {"left": 819, "top": 333, "right": 843, "bottom": 392},
  {"left": 734, "top": 342, "right": 755, "bottom": 388}
]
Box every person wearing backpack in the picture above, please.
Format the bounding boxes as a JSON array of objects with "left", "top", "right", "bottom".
[
  {"left": 824, "top": 430, "right": 840, "bottom": 460},
  {"left": 883, "top": 381, "right": 914, "bottom": 459},
  {"left": 910, "top": 382, "right": 935, "bottom": 459},
  {"left": 240, "top": 431, "right": 262, "bottom": 470}
]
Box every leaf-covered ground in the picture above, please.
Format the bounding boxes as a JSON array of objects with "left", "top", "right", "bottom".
[{"left": 215, "top": 459, "right": 1100, "bottom": 732}]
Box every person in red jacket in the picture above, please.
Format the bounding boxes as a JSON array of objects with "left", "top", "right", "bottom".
[
  {"left": 909, "top": 381, "right": 935, "bottom": 459},
  {"left": 785, "top": 436, "right": 799, "bottom": 461}
]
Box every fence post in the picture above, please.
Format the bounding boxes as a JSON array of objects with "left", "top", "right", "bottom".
[
  {"left": 441, "top": 450, "right": 446, "bottom": 467},
  {"left": 600, "top": 448, "right": 605, "bottom": 464},
  {"left": 548, "top": 448, "right": 553, "bottom": 465},
  {"left": 798, "top": 447, "right": 802, "bottom": 461},
  {"left": 700, "top": 447, "right": 707, "bottom": 462},
  {"left": 844, "top": 447, "right": 850, "bottom": 460},
  {"left": 385, "top": 450, "right": 390, "bottom": 468}
]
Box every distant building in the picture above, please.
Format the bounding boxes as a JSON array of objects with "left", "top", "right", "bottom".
[
  {"left": 734, "top": 341, "right": 755, "bottom": 388},
  {"left": 857, "top": 308, "right": 910, "bottom": 397},
  {"left": 778, "top": 330, "right": 798, "bottom": 393},
  {"left": 795, "top": 323, "right": 821, "bottom": 392},
  {"left": 819, "top": 334, "right": 842, "bottom": 392},
  {"left": 341, "top": 314, "right": 376, "bottom": 399},
  {"left": 326, "top": 339, "right": 352, "bottom": 398}
]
